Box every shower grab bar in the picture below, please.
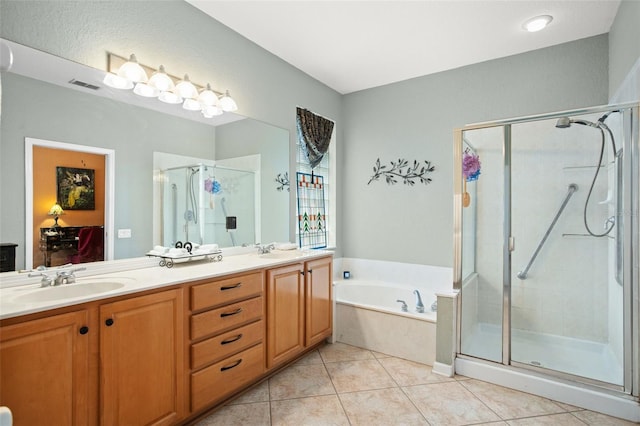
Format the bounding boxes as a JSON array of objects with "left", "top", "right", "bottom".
[
  {"left": 171, "top": 183, "right": 178, "bottom": 245},
  {"left": 517, "top": 184, "right": 578, "bottom": 280}
]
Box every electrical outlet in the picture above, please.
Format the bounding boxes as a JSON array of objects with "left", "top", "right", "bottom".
[{"left": 117, "top": 229, "right": 132, "bottom": 239}]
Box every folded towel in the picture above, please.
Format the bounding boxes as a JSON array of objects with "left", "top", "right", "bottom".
[
  {"left": 148, "top": 250, "right": 167, "bottom": 256},
  {"left": 274, "top": 242, "right": 298, "bottom": 251},
  {"left": 169, "top": 247, "right": 188, "bottom": 255},
  {"left": 153, "top": 245, "right": 169, "bottom": 253}
]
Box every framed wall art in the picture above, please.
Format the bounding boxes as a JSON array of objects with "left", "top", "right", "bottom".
[{"left": 56, "top": 166, "right": 95, "bottom": 210}]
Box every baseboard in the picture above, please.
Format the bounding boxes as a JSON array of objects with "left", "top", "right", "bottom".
[{"left": 432, "top": 361, "right": 455, "bottom": 377}]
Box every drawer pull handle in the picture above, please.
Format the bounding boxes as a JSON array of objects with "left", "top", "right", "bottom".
[
  {"left": 221, "top": 359, "right": 243, "bottom": 372},
  {"left": 221, "top": 333, "right": 243, "bottom": 345},
  {"left": 220, "top": 282, "right": 242, "bottom": 291},
  {"left": 220, "top": 308, "right": 243, "bottom": 318}
]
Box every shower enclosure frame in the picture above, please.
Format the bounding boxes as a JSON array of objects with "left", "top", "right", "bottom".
[{"left": 453, "top": 103, "right": 639, "bottom": 401}]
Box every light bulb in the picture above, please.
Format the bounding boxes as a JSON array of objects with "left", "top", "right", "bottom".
[
  {"left": 523, "top": 15, "right": 553, "bottom": 32},
  {"left": 183, "top": 98, "right": 202, "bottom": 111},
  {"left": 158, "top": 90, "right": 183, "bottom": 104},
  {"left": 148, "top": 65, "right": 174, "bottom": 92},
  {"left": 198, "top": 84, "right": 219, "bottom": 107},
  {"left": 117, "top": 53, "right": 148, "bottom": 83},
  {"left": 202, "top": 104, "right": 223, "bottom": 117},
  {"left": 175, "top": 74, "right": 198, "bottom": 99},
  {"left": 133, "top": 82, "right": 160, "bottom": 97},
  {"left": 103, "top": 72, "right": 133, "bottom": 90},
  {"left": 219, "top": 90, "right": 238, "bottom": 112}
]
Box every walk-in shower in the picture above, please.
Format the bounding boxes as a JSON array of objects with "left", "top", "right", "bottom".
[
  {"left": 454, "top": 104, "right": 639, "bottom": 421},
  {"left": 159, "top": 163, "right": 257, "bottom": 247}
]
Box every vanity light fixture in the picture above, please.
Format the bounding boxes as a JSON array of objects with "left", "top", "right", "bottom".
[
  {"left": 523, "top": 15, "right": 553, "bottom": 32},
  {"left": 102, "top": 52, "right": 238, "bottom": 117}
]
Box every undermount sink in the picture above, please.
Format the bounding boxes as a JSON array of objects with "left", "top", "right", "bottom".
[{"left": 15, "top": 281, "right": 126, "bottom": 304}]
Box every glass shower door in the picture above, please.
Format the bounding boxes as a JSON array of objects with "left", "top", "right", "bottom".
[
  {"left": 509, "top": 114, "right": 624, "bottom": 386},
  {"left": 459, "top": 125, "right": 505, "bottom": 363}
]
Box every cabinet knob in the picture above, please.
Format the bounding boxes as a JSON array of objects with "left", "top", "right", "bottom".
[
  {"left": 308, "top": 269, "right": 313, "bottom": 274},
  {"left": 300, "top": 270, "right": 305, "bottom": 276},
  {"left": 105, "top": 318, "right": 114, "bottom": 327},
  {"left": 79, "top": 326, "right": 89, "bottom": 335}
]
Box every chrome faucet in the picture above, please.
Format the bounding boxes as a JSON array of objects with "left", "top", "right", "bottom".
[
  {"left": 396, "top": 299, "right": 408, "bottom": 312},
  {"left": 256, "top": 243, "right": 275, "bottom": 254},
  {"left": 28, "top": 271, "right": 54, "bottom": 287},
  {"left": 414, "top": 290, "right": 425, "bottom": 313},
  {"left": 29, "top": 267, "right": 86, "bottom": 287},
  {"left": 54, "top": 267, "right": 86, "bottom": 285}
]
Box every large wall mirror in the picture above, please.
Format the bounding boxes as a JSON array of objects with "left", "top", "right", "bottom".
[{"left": 0, "top": 39, "right": 290, "bottom": 270}]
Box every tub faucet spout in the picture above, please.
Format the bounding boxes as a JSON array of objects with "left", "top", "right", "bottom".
[{"left": 414, "top": 290, "right": 425, "bottom": 313}]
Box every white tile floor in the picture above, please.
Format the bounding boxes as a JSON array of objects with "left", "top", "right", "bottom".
[{"left": 196, "top": 343, "right": 638, "bottom": 426}]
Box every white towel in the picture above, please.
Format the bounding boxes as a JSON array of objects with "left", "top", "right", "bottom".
[
  {"left": 148, "top": 250, "right": 167, "bottom": 256},
  {"left": 274, "top": 242, "right": 298, "bottom": 251},
  {"left": 153, "top": 245, "right": 169, "bottom": 253},
  {"left": 169, "top": 248, "right": 188, "bottom": 255}
]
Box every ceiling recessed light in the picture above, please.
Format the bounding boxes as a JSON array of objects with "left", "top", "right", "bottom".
[{"left": 523, "top": 15, "right": 553, "bottom": 32}]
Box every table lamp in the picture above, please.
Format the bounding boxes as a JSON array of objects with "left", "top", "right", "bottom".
[{"left": 48, "top": 203, "right": 64, "bottom": 228}]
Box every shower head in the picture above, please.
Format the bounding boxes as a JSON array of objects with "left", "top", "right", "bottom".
[
  {"left": 555, "top": 117, "right": 599, "bottom": 129},
  {"left": 555, "top": 117, "right": 572, "bottom": 128}
]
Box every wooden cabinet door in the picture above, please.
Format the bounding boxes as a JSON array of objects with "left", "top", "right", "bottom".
[
  {"left": 0, "top": 310, "right": 90, "bottom": 426},
  {"left": 266, "top": 263, "right": 305, "bottom": 368},
  {"left": 305, "top": 256, "right": 333, "bottom": 347},
  {"left": 100, "top": 289, "right": 184, "bottom": 426}
]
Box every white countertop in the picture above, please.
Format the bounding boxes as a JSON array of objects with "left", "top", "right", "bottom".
[{"left": 0, "top": 249, "right": 333, "bottom": 320}]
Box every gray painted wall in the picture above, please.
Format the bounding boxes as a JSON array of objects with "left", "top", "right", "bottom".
[
  {"left": 608, "top": 0, "right": 640, "bottom": 99},
  {"left": 342, "top": 35, "right": 609, "bottom": 266}
]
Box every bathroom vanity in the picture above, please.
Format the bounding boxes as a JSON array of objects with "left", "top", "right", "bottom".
[{"left": 0, "top": 250, "right": 333, "bottom": 425}]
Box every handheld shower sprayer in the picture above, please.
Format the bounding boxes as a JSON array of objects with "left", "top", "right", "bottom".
[{"left": 555, "top": 111, "right": 619, "bottom": 237}]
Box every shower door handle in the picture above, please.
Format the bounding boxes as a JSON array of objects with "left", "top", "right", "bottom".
[{"left": 508, "top": 236, "right": 515, "bottom": 252}]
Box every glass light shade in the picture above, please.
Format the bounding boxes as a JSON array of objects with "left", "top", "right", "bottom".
[
  {"left": 523, "top": 15, "right": 553, "bottom": 32},
  {"left": 198, "top": 84, "right": 219, "bottom": 107},
  {"left": 202, "top": 104, "right": 223, "bottom": 118},
  {"left": 175, "top": 74, "right": 198, "bottom": 99},
  {"left": 133, "top": 82, "right": 160, "bottom": 97},
  {"left": 48, "top": 204, "right": 64, "bottom": 216},
  {"left": 117, "top": 53, "right": 148, "bottom": 83},
  {"left": 183, "top": 98, "right": 202, "bottom": 111},
  {"left": 148, "top": 65, "right": 174, "bottom": 92},
  {"left": 103, "top": 72, "right": 134, "bottom": 90},
  {"left": 219, "top": 90, "right": 238, "bottom": 112},
  {"left": 158, "top": 90, "right": 183, "bottom": 104}
]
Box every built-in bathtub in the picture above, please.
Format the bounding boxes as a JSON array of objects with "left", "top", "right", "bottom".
[{"left": 332, "top": 258, "right": 452, "bottom": 366}]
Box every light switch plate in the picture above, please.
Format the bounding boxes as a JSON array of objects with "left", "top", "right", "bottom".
[{"left": 117, "top": 229, "right": 132, "bottom": 238}]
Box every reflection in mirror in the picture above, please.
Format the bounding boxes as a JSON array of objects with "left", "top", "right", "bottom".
[{"left": 0, "top": 39, "right": 290, "bottom": 270}]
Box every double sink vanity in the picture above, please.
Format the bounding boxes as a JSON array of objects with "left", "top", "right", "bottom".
[{"left": 0, "top": 249, "right": 333, "bottom": 425}]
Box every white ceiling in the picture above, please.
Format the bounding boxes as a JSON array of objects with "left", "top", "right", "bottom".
[{"left": 186, "top": 0, "right": 621, "bottom": 94}]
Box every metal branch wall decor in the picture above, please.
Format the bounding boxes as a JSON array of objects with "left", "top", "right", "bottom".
[
  {"left": 275, "top": 172, "right": 290, "bottom": 192},
  {"left": 368, "top": 158, "right": 435, "bottom": 186}
]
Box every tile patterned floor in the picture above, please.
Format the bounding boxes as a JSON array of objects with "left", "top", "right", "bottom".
[{"left": 196, "top": 343, "right": 638, "bottom": 426}]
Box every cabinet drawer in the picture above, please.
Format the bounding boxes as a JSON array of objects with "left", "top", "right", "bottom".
[
  {"left": 191, "top": 297, "right": 263, "bottom": 340},
  {"left": 191, "top": 272, "right": 263, "bottom": 311},
  {"left": 191, "top": 343, "right": 264, "bottom": 412},
  {"left": 191, "top": 320, "right": 264, "bottom": 370}
]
